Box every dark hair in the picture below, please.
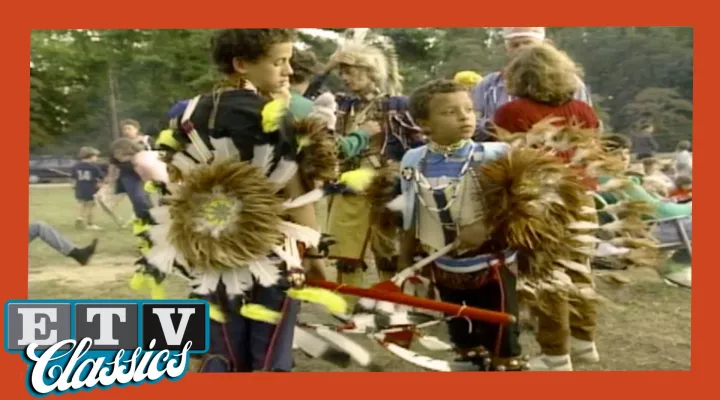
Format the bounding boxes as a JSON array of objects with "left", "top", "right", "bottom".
[
  {"left": 676, "top": 140, "right": 691, "bottom": 151},
  {"left": 211, "top": 29, "right": 297, "bottom": 75},
  {"left": 602, "top": 134, "right": 632, "bottom": 152},
  {"left": 290, "top": 49, "right": 320, "bottom": 85},
  {"left": 642, "top": 157, "right": 658, "bottom": 169},
  {"left": 409, "top": 79, "right": 467, "bottom": 121},
  {"left": 120, "top": 119, "right": 141, "bottom": 130},
  {"left": 675, "top": 174, "right": 692, "bottom": 187}
]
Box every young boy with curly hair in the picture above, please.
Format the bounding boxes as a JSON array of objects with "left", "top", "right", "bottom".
[{"left": 133, "top": 29, "right": 332, "bottom": 373}]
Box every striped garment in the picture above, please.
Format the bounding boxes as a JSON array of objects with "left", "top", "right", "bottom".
[{"left": 414, "top": 141, "right": 514, "bottom": 273}]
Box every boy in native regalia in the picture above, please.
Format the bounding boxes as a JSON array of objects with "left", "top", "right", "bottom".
[
  {"left": 320, "top": 29, "right": 424, "bottom": 288},
  {"left": 129, "top": 28, "right": 352, "bottom": 372},
  {"left": 390, "top": 79, "right": 613, "bottom": 371}
]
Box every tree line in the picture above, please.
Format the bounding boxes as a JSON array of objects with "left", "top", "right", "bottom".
[{"left": 30, "top": 27, "right": 692, "bottom": 155}]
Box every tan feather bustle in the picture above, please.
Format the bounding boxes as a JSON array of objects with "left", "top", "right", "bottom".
[{"left": 166, "top": 160, "right": 285, "bottom": 270}]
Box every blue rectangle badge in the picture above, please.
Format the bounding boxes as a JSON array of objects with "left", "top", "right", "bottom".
[{"left": 4, "top": 299, "right": 210, "bottom": 398}]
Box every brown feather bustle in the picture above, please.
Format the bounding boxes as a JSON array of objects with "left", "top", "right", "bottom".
[
  {"left": 474, "top": 147, "right": 589, "bottom": 281},
  {"left": 296, "top": 117, "right": 340, "bottom": 187},
  {"left": 366, "top": 163, "right": 400, "bottom": 231},
  {"left": 166, "top": 160, "right": 285, "bottom": 270},
  {"left": 494, "top": 119, "right": 662, "bottom": 272}
]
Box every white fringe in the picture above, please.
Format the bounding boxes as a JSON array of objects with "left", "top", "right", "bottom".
[
  {"left": 248, "top": 260, "right": 282, "bottom": 287},
  {"left": 268, "top": 158, "right": 298, "bottom": 189},
  {"left": 386, "top": 194, "right": 405, "bottom": 212},
  {"left": 221, "top": 268, "right": 254, "bottom": 296},
  {"left": 251, "top": 144, "right": 275, "bottom": 175},
  {"left": 282, "top": 188, "right": 326, "bottom": 210},
  {"left": 209, "top": 137, "right": 240, "bottom": 164},
  {"left": 191, "top": 269, "right": 221, "bottom": 296}
]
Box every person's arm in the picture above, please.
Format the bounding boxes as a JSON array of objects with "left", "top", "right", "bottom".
[{"left": 336, "top": 129, "right": 370, "bottom": 159}]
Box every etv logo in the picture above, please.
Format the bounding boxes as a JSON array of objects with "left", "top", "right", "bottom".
[{"left": 4, "top": 300, "right": 210, "bottom": 397}]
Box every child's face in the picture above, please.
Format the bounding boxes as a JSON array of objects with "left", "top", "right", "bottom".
[
  {"left": 235, "top": 42, "right": 294, "bottom": 94},
  {"left": 122, "top": 124, "right": 139, "bottom": 138},
  {"left": 88, "top": 155, "right": 98, "bottom": 162},
  {"left": 338, "top": 64, "right": 374, "bottom": 94},
  {"left": 421, "top": 91, "right": 476, "bottom": 145}
]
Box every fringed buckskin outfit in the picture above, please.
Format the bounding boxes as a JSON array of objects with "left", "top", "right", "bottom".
[
  {"left": 324, "top": 29, "right": 424, "bottom": 288},
  {"left": 130, "top": 79, "right": 344, "bottom": 373}
]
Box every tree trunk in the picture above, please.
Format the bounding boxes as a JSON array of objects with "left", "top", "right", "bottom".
[{"left": 108, "top": 64, "right": 120, "bottom": 140}]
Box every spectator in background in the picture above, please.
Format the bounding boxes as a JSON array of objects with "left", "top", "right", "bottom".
[
  {"left": 630, "top": 121, "right": 659, "bottom": 160},
  {"left": 107, "top": 138, "right": 154, "bottom": 224},
  {"left": 670, "top": 175, "right": 692, "bottom": 203},
  {"left": 72, "top": 146, "right": 104, "bottom": 230},
  {"left": 121, "top": 119, "right": 154, "bottom": 151},
  {"left": 674, "top": 140, "right": 692, "bottom": 176},
  {"left": 493, "top": 42, "right": 599, "bottom": 134},
  {"left": 471, "top": 27, "right": 592, "bottom": 141}
]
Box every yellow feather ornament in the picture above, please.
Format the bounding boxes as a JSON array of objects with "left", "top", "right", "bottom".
[
  {"left": 286, "top": 287, "right": 348, "bottom": 315},
  {"left": 261, "top": 99, "right": 288, "bottom": 133},
  {"left": 338, "top": 168, "right": 376, "bottom": 192},
  {"left": 239, "top": 303, "right": 282, "bottom": 324}
]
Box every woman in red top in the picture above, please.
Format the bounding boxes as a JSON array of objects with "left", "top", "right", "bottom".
[
  {"left": 494, "top": 42, "right": 599, "bottom": 134},
  {"left": 493, "top": 42, "right": 602, "bottom": 372}
]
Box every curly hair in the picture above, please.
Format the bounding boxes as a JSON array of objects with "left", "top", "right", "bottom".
[
  {"left": 290, "top": 49, "right": 320, "bottom": 85},
  {"left": 504, "top": 42, "right": 583, "bottom": 106},
  {"left": 211, "top": 29, "right": 297, "bottom": 75},
  {"left": 409, "top": 79, "right": 467, "bottom": 121}
]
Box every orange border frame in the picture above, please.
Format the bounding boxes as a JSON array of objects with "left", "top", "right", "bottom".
[{"left": 9, "top": 3, "right": 715, "bottom": 399}]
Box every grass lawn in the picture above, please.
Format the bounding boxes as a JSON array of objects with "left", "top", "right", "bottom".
[{"left": 28, "top": 184, "right": 691, "bottom": 371}]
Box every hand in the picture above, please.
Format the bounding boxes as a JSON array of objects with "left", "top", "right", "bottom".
[
  {"left": 287, "top": 267, "right": 306, "bottom": 288},
  {"left": 360, "top": 120, "right": 382, "bottom": 136}
]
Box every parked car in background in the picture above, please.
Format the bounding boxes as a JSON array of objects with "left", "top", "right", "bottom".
[{"left": 29, "top": 155, "right": 109, "bottom": 184}]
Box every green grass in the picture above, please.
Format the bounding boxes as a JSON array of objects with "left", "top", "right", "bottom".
[{"left": 28, "top": 184, "right": 691, "bottom": 371}]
